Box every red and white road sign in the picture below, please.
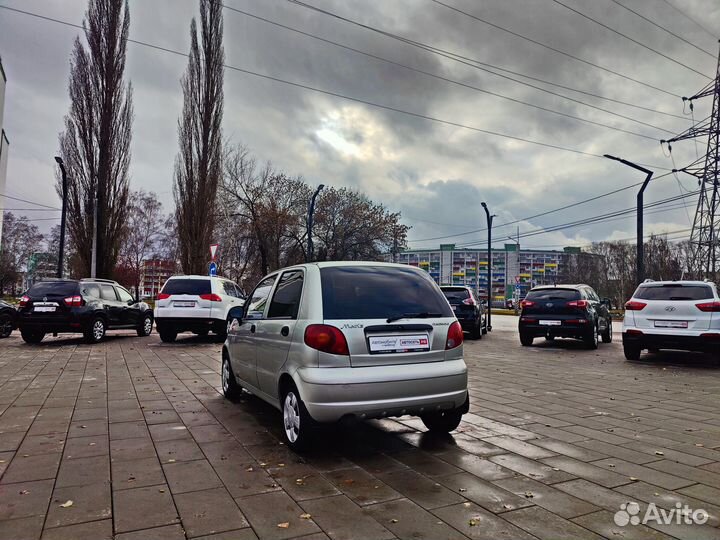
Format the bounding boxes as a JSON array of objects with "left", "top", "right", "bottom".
[{"left": 210, "top": 244, "right": 219, "bottom": 261}]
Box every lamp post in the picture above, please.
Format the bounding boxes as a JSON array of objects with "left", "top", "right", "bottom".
[
  {"left": 603, "top": 155, "right": 653, "bottom": 285},
  {"left": 307, "top": 184, "right": 325, "bottom": 262},
  {"left": 481, "top": 202, "right": 495, "bottom": 332},
  {"left": 54, "top": 157, "right": 68, "bottom": 279}
]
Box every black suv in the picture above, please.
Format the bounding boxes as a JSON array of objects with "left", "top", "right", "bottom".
[
  {"left": 518, "top": 284, "right": 612, "bottom": 349},
  {"left": 17, "top": 279, "right": 153, "bottom": 344},
  {"left": 0, "top": 299, "right": 17, "bottom": 339},
  {"left": 440, "top": 286, "right": 487, "bottom": 339}
]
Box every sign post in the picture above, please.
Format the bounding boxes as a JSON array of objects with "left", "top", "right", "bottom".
[{"left": 209, "top": 261, "right": 217, "bottom": 277}]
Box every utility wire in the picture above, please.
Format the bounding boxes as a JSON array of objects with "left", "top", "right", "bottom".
[
  {"left": 2, "top": 208, "right": 61, "bottom": 212},
  {"left": 549, "top": 0, "right": 713, "bottom": 78},
  {"left": 0, "top": 193, "right": 61, "bottom": 210},
  {"left": 222, "top": 3, "right": 662, "bottom": 141},
  {"left": 425, "top": 0, "right": 683, "bottom": 97},
  {"left": 607, "top": 0, "right": 715, "bottom": 58},
  {"left": 659, "top": 0, "right": 718, "bottom": 40},
  {"left": 0, "top": 4, "right": 676, "bottom": 165}
]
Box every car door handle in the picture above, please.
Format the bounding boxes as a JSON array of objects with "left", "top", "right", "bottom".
[
  {"left": 281, "top": 326, "right": 290, "bottom": 337},
  {"left": 250, "top": 324, "right": 256, "bottom": 333}
]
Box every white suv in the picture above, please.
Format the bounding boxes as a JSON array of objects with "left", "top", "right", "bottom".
[
  {"left": 154, "top": 275, "right": 244, "bottom": 342},
  {"left": 622, "top": 280, "right": 720, "bottom": 360}
]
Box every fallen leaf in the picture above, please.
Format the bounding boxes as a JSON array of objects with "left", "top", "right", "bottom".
[
  {"left": 278, "top": 463, "right": 285, "bottom": 467},
  {"left": 277, "top": 522, "right": 290, "bottom": 529},
  {"left": 59, "top": 500, "right": 73, "bottom": 508},
  {"left": 695, "top": 444, "right": 704, "bottom": 447},
  {"left": 655, "top": 451, "right": 664, "bottom": 456},
  {"left": 159, "top": 489, "right": 166, "bottom": 493},
  {"left": 89, "top": 443, "right": 96, "bottom": 446},
  {"left": 523, "top": 491, "right": 534, "bottom": 499},
  {"left": 629, "top": 477, "right": 638, "bottom": 481},
  {"left": 390, "top": 519, "right": 399, "bottom": 524},
  {"left": 463, "top": 502, "right": 472, "bottom": 508},
  {"left": 19, "top": 490, "right": 30, "bottom": 495},
  {"left": 469, "top": 519, "right": 478, "bottom": 526},
  {"left": 246, "top": 467, "right": 254, "bottom": 472},
  {"left": 343, "top": 479, "right": 355, "bottom": 485},
  {"left": 300, "top": 513, "right": 312, "bottom": 520},
  {"left": 260, "top": 462, "right": 268, "bottom": 466},
  {"left": 459, "top": 488, "right": 467, "bottom": 492},
  {"left": 552, "top": 468, "right": 560, "bottom": 471},
  {"left": 608, "top": 464, "right": 615, "bottom": 468},
  {"left": 167, "top": 459, "right": 176, "bottom": 463},
  {"left": 80, "top": 425, "right": 87, "bottom": 429}
]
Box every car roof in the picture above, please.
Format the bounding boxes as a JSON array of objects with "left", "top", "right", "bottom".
[
  {"left": 166, "top": 275, "right": 231, "bottom": 281},
  {"left": 637, "top": 280, "right": 715, "bottom": 286},
  {"left": 531, "top": 284, "right": 587, "bottom": 290}
]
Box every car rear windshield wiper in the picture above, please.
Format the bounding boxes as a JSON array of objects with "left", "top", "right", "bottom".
[
  {"left": 668, "top": 296, "right": 693, "bottom": 300},
  {"left": 386, "top": 312, "right": 442, "bottom": 323}
]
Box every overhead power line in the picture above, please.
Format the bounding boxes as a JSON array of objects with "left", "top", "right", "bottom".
[
  {"left": 658, "top": 0, "right": 718, "bottom": 40},
  {"left": 425, "top": 0, "right": 683, "bottom": 97},
  {"left": 0, "top": 193, "right": 61, "bottom": 210},
  {"left": 607, "top": 0, "right": 715, "bottom": 58},
  {"left": 222, "top": 3, "right": 662, "bottom": 141},
  {"left": 0, "top": 4, "right": 677, "bottom": 166},
  {"left": 549, "top": 0, "right": 713, "bottom": 78}
]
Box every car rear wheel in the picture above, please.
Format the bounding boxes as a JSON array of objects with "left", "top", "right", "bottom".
[
  {"left": 421, "top": 409, "right": 463, "bottom": 433},
  {"left": 137, "top": 314, "right": 153, "bottom": 337},
  {"left": 601, "top": 321, "right": 612, "bottom": 343},
  {"left": 281, "top": 385, "right": 315, "bottom": 451},
  {"left": 584, "top": 324, "right": 599, "bottom": 350},
  {"left": 470, "top": 320, "right": 482, "bottom": 340},
  {"left": 21, "top": 329, "right": 44, "bottom": 344},
  {"left": 0, "top": 313, "right": 13, "bottom": 338},
  {"left": 159, "top": 328, "right": 177, "bottom": 343},
  {"left": 520, "top": 332, "right": 534, "bottom": 346},
  {"left": 84, "top": 317, "right": 106, "bottom": 344},
  {"left": 545, "top": 335, "right": 555, "bottom": 342},
  {"left": 221, "top": 353, "right": 242, "bottom": 400},
  {"left": 624, "top": 343, "right": 641, "bottom": 360}
]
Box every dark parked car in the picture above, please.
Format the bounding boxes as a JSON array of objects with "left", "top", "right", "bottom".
[
  {"left": 0, "top": 299, "right": 17, "bottom": 339},
  {"left": 440, "top": 286, "right": 487, "bottom": 339},
  {"left": 518, "top": 284, "right": 612, "bottom": 349},
  {"left": 17, "top": 279, "right": 154, "bottom": 344}
]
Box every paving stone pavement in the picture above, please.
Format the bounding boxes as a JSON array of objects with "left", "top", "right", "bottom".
[{"left": 0, "top": 316, "right": 719, "bottom": 540}]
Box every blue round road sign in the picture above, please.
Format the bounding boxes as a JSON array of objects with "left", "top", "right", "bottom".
[{"left": 209, "top": 262, "right": 217, "bottom": 277}]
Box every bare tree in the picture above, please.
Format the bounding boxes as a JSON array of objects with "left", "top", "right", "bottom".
[
  {"left": 118, "top": 190, "right": 164, "bottom": 299},
  {"left": 174, "top": 0, "right": 224, "bottom": 274},
  {"left": 0, "top": 213, "right": 44, "bottom": 295},
  {"left": 58, "top": 0, "right": 133, "bottom": 278}
]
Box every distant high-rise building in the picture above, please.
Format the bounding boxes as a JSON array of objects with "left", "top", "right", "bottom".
[{"left": 0, "top": 57, "right": 9, "bottom": 244}]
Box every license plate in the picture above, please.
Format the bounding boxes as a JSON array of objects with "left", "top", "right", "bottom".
[
  {"left": 655, "top": 320, "right": 688, "bottom": 328},
  {"left": 539, "top": 320, "right": 561, "bottom": 326},
  {"left": 173, "top": 301, "right": 195, "bottom": 308},
  {"left": 368, "top": 334, "right": 430, "bottom": 354},
  {"left": 33, "top": 306, "right": 56, "bottom": 313}
]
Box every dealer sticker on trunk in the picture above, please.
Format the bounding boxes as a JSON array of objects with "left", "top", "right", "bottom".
[{"left": 368, "top": 334, "right": 430, "bottom": 354}]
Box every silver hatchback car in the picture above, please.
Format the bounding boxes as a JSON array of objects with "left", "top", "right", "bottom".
[{"left": 221, "top": 261, "right": 469, "bottom": 449}]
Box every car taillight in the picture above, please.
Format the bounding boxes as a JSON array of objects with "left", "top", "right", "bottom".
[
  {"left": 520, "top": 300, "right": 535, "bottom": 309},
  {"left": 700, "top": 333, "right": 720, "bottom": 340},
  {"left": 625, "top": 301, "right": 647, "bottom": 311},
  {"left": 445, "top": 321, "right": 464, "bottom": 350},
  {"left": 19, "top": 295, "right": 30, "bottom": 307},
  {"left": 64, "top": 295, "right": 84, "bottom": 307},
  {"left": 304, "top": 324, "right": 349, "bottom": 355},
  {"left": 696, "top": 301, "right": 720, "bottom": 312},
  {"left": 462, "top": 297, "right": 476, "bottom": 306},
  {"left": 157, "top": 293, "right": 170, "bottom": 300},
  {"left": 566, "top": 299, "right": 588, "bottom": 308},
  {"left": 625, "top": 329, "right": 644, "bottom": 336},
  {"left": 199, "top": 293, "right": 222, "bottom": 302}
]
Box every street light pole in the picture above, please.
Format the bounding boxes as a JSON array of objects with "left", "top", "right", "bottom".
[
  {"left": 91, "top": 177, "right": 98, "bottom": 278},
  {"left": 481, "top": 202, "right": 495, "bottom": 332},
  {"left": 54, "top": 157, "right": 68, "bottom": 279},
  {"left": 603, "top": 155, "right": 653, "bottom": 285},
  {"left": 307, "top": 184, "right": 325, "bottom": 263}
]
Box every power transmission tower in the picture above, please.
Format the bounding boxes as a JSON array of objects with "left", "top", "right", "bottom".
[{"left": 662, "top": 44, "right": 720, "bottom": 279}]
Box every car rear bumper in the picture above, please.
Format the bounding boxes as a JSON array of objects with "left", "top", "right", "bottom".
[
  {"left": 294, "top": 359, "right": 468, "bottom": 423},
  {"left": 155, "top": 317, "right": 225, "bottom": 333},
  {"left": 17, "top": 312, "right": 91, "bottom": 333},
  {"left": 519, "top": 318, "right": 593, "bottom": 338},
  {"left": 622, "top": 330, "right": 720, "bottom": 353}
]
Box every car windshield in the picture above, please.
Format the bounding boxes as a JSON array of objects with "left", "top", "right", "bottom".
[
  {"left": 320, "top": 266, "right": 453, "bottom": 320},
  {"left": 634, "top": 284, "right": 713, "bottom": 301},
  {"left": 27, "top": 281, "right": 78, "bottom": 297},
  {"left": 525, "top": 288, "right": 580, "bottom": 301},
  {"left": 161, "top": 279, "right": 211, "bottom": 296},
  {"left": 442, "top": 288, "right": 471, "bottom": 302}
]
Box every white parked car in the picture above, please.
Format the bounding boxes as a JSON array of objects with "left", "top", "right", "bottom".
[
  {"left": 622, "top": 279, "right": 720, "bottom": 360},
  {"left": 154, "top": 275, "right": 245, "bottom": 342}
]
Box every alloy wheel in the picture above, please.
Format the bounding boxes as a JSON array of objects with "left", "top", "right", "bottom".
[
  {"left": 222, "top": 358, "right": 230, "bottom": 394},
  {"left": 283, "top": 391, "right": 300, "bottom": 443},
  {"left": 143, "top": 317, "right": 152, "bottom": 335},
  {"left": 93, "top": 320, "right": 105, "bottom": 341}
]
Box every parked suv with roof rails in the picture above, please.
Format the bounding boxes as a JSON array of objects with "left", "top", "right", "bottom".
[
  {"left": 622, "top": 279, "right": 720, "bottom": 360},
  {"left": 222, "top": 262, "right": 469, "bottom": 450},
  {"left": 154, "top": 275, "right": 245, "bottom": 342},
  {"left": 518, "top": 284, "right": 612, "bottom": 349},
  {"left": 440, "top": 286, "right": 487, "bottom": 339},
  {"left": 17, "top": 278, "right": 153, "bottom": 344}
]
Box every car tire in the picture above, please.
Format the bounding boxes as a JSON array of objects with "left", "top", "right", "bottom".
[
  {"left": 221, "top": 352, "right": 242, "bottom": 400},
  {"left": 601, "top": 320, "right": 612, "bottom": 343},
  {"left": 624, "top": 344, "right": 641, "bottom": 360},
  {"left": 421, "top": 409, "right": 463, "bottom": 433},
  {"left": 281, "top": 384, "right": 315, "bottom": 451},
  {"left": 470, "top": 320, "right": 482, "bottom": 340},
  {"left": 137, "top": 314, "right": 153, "bottom": 337},
  {"left": 520, "top": 332, "right": 534, "bottom": 346},
  {"left": 193, "top": 329, "right": 209, "bottom": 336},
  {"left": 20, "top": 329, "right": 44, "bottom": 344},
  {"left": 0, "top": 313, "right": 13, "bottom": 338},
  {"left": 84, "top": 317, "right": 106, "bottom": 344},
  {"left": 584, "top": 323, "right": 599, "bottom": 350},
  {"left": 481, "top": 317, "right": 488, "bottom": 335},
  {"left": 159, "top": 328, "right": 177, "bottom": 343},
  {"left": 545, "top": 335, "right": 555, "bottom": 342}
]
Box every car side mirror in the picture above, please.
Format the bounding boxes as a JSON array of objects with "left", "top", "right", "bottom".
[{"left": 228, "top": 306, "right": 244, "bottom": 326}]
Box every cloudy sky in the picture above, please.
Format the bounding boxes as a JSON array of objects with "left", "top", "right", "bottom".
[{"left": 1, "top": 0, "right": 719, "bottom": 252}]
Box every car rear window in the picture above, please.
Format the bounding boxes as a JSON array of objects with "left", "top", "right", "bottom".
[
  {"left": 634, "top": 284, "right": 713, "bottom": 301},
  {"left": 27, "top": 281, "right": 79, "bottom": 297},
  {"left": 320, "top": 266, "right": 453, "bottom": 320},
  {"left": 442, "top": 288, "right": 471, "bottom": 302},
  {"left": 161, "top": 279, "right": 211, "bottom": 296},
  {"left": 525, "top": 288, "right": 581, "bottom": 301}
]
